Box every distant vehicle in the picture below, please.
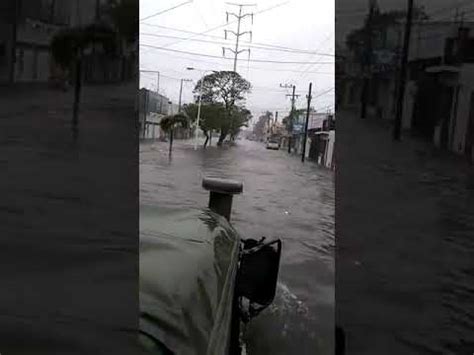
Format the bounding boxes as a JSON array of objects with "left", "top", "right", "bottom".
[{"left": 266, "top": 139, "right": 280, "bottom": 150}]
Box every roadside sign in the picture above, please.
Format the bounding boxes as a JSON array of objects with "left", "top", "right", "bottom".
[{"left": 293, "top": 124, "right": 303, "bottom": 133}]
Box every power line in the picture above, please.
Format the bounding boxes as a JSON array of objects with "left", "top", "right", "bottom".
[
  {"left": 139, "top": 32, "right": 336, "bottom": 57},
  {"left": 140, "top": 50, "right": 334, "bottom": 74},
  {"left": 141, "top": 32, "right": 337, "bottom": 56},
  {"left": 140, "top": 23, "right": 333, "bottom": 55},
  {"left": 139, "top": 0, "right": 193, "bottom": 22},
  {"left": 140, "top": 43, "right": 335, "bottom": 64},
  {"left": 312, "top": 87, "right": 334, "bottom": 99},
  {"left": 296, "top": 32, "right": 334, "bottom": 81},
  {"left": 157, "top": 1, "right": 291, "bottom": 49}
]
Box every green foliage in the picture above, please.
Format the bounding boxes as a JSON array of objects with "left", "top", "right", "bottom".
[
  {"left": 229, "top": 106, "right": 252, "bottom": 137},
  {"left": 159, "top": 113, "right": 190, "bottom": 132},
  {"left": 193, "top": 71, "right": 251, "bottom": 109},
  {"left": 51, "top": 24, "right": 118, "bottom": 68},
  {"left": 183, "top": 103, "right": 226, "bottom": 132},
  {"left": 191, "top": 71, "right": 252, "bottom": 144},
  {"left": 103, "top": 0, "right": 138, "bottom": 43}
]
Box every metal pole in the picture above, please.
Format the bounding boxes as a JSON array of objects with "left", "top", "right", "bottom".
[
  {"left": 302, "top": 83, "right": 312, "bottom": 162},
  {"left": 233, "top": 6, "right": 243, "bottom": 72},
  {"left": 288, "top": 85, "right": 296, "bottom": 153},
  {"left": 393, "top": 0, "right": 413, "bottom": 141},
  {"left": 10, "top": 0, "right": 19, "bottom": 84},
  {"left": 202, "top": 177, "right": 243, "bottom": 221},
  {"left": 143, "top": 90, "right": 148, "bottom": 138},
  {"left": 360, "top": 0, "right": 375, "bottom": 119},
  {"left": 194, "top": 79, "right": 203, "bottom": 150},
  {"left": 178, "top": 79, "right": 183, "bottom": 112},
  {"left": 156, "top": 72, "right": 160, "bottom": 93}
]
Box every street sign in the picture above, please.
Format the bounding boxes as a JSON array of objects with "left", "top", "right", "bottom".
[{"left": 292, "top": 124, "right": 303, "bottom": 133}]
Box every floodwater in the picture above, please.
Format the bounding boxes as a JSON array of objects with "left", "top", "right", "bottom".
[{"left": 139, "top": 138, "right": 335, "bottom": 355}]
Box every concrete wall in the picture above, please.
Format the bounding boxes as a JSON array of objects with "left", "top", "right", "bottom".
[
  {"left": 452, "top": 64, "right": 474, "bottom": 154},
  {"left": 0, "top": 23, "right": 13, "bottom": 84}
]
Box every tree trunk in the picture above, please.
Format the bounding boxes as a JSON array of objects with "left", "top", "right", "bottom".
[
  {"left": 72, "top": 57, "right": 82, "bottom": 139},
  {"left": 209, "top": 130, "right": 212, "bottom": 146},
  {"left": 203, "top": 130, "right": 209, "bottom": 148},
  {"left": 169, "top": 128, "right": 174, "bottom": 155},
  {"left": 217, "top": 130, "right": 227, "bottom": 146}
]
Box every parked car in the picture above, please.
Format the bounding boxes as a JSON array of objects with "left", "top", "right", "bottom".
[{"left": 266, "top": 139, "right": 280, "bottom": 150}]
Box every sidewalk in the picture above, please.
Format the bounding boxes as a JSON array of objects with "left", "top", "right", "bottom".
[
  {"left": 337, "top": 109, "right": 474, "bottom": 354},
  {"left": 0, "top": 83, "right": 141, "bottom": 354}
]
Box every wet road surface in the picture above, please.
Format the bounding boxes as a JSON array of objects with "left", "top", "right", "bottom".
[
  {"left": 337, "top": 109, "right": 474, "bottom": 354},
  {"left": 140, "top": 138, "right": 335, "bottom": 355}
]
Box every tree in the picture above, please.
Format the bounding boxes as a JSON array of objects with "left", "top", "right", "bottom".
[
  {"left": 193, "top": 71, "right": 251, "bottom": 146},
  {"left": 159, "top": 113, "right": 190, "bottom": 154},
  {"left": 102, "top": 0, "right": 138, "bottom": 44},
  {"left": 229, "top": 106, "right": 252, "bottom": 140},
  {"left": 184, "top": 103, "right": 226, "bottom": 148},
  {"left": 51, "top": 24, "right": 118, "bottom": 138}
]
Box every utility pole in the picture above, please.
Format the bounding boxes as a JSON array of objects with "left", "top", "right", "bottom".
[
  {"left": 223, "top": 3, "right": 255, "bottom": 72},
  {"left": 282, "top": 84, "right": 300, "bottom": 153},
  {"left": 393, "top": 0, "right": 414, "bottom": 141},
  {"left": 360, "top": 0, "right": 377, "bottom": 119},
  {"left": 95, "top": 0, "right": 100, "bottom": 21},
  {"left": 10, "top": 0, "right": 19, "bottom": 84},
  {"left": 302, "top": 83, "right": 312, "bottom": 162},
  {"left": 178, "top": 78, "right": 192, "bottom": 112}
]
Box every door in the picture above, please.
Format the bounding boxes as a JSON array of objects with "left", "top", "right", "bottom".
[{"left": 412, "top": 76, "right": 438, "bottom": 139}]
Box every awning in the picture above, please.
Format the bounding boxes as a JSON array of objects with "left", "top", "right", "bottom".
[{"left": 425, "top": 66, "right": 460, "bottom": 74}]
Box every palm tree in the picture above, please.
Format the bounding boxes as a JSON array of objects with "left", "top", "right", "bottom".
[
  {"left": 159, "top": 113, "right": 190, "bottom": 155},
  {"left": 51, "top": 24, "right": 118, "bottom": 138}
]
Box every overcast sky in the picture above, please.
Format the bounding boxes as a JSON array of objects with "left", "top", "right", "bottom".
[{"left": 139, "top": 0, "right": 335, "bottom": 123}]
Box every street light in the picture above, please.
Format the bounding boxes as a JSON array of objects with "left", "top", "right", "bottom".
[
  {"left": 186, "top": 67, "right": 216, "bottom": 150},
  {"left": 178, "top": 78, "right": 192, "bottom": 112}
]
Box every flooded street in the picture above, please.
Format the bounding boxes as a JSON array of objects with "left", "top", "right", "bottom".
[{"left": 140, "top": 138, "right": 335, "bottom": 355}]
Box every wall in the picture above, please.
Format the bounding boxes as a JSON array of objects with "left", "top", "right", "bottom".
[
  {"left": 0, "top": 23, "right": 13, "bottom": 84},
  {"left": 452, "top": 64, "right": 474, "bottom": 154},
  {"left": 13, "top": 5, "right": 69, "bottom": 83}
]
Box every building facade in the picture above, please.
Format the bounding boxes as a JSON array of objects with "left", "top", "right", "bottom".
[
  {"left": 340, "top": 20, "right": 474, "bottom": 162},
  {"left": 139, "top": 88, "right": 183, "bottom": 140},
  {"left": 2, "top": 0, "right": 135, "bottom": 85}
]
